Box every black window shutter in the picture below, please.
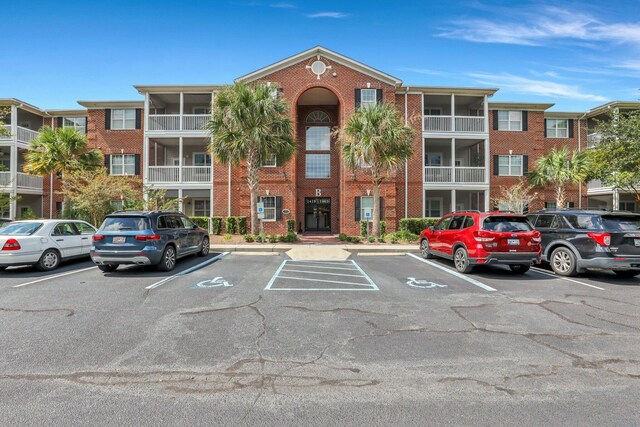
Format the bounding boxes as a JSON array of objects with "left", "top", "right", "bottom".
[
  {"left": 493, "top": 155, "right": 499, "bottom": 175},
  {"left": 105, "top": 109, "right": 111, "bottom": 130},
  {"left": 523, "top": 155, "right": 528, "bottom": 175},
  {"left": 568, "top": 119, "right": 574, "bottom": 138},
  {"left": 355, "top": 89, "right": 361, "bottom": 110},
  {"left": 104, "top": 154, "right": 110, "bottom": 171},
  {"left": 276, "top": 196, "right": 283, "bottom": 220},
  {"left": 544, "top": 119, "right": 548, "bottom": 138},
  {"left": 56, "top": 117, "right": 63, "bottom": 128},
  {"left": 135, "top": 109, "right": 142, "bottom": 130},
  {"left": 492, "top": 110, "right": 499, "bottom": 130},
  {"left": 354, "top": 197, "right": 361, "bottom": 221},
  {"left": 522, "top": 111, "right": 528, "bottom": 131},
  {"left": 379, "top": 197, "right": 384, "bottom": 220},
  {"left": 134, "top": 154, "right": 141, "bottom": 175},
  {"left": 376, "top": 89, "right": 383, "bottom": 104}
]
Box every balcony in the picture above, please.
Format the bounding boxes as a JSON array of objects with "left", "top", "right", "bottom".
[
  {"left": 423, "top": 93, "right": 487, "bottom": 134},
  {"left": 147, "top": 166, "right": 211, "bottom": 184},
  {"left": 424, "top": 166, "right": 486, "bottom": 184},
  {"left": 0, "top": 172, "right": 43, "bottom": 192},
  {"left": 0, "top": 125, "right": 40, "bottom": 145},
  {"left": 147, "top": 114, "right": 209, "bottom": 132},
  {"left": 147, "top": 92, "right": 212, "bottom": 133},
  {"left": 423, "top": 116, "right": 485, "bottom": 133}
]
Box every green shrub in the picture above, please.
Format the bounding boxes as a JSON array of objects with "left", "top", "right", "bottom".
[
  {"left": 243, "top": 234, "right": 255, "bottom": 242},
  {"left": 389, "top": 233, "right": 399, "bottom": 244},
  {"left": 347, "top": 236, "right": 361, "bottom": 244},
  {"left": 338, "top": 233, "right": 348, "bottom": 241},
  {"left": 360, "top": 220, "right": 368, "bottom": 237},
  {"left": 211, "top": 216, "right": 223, "bottom": 235},
  {"left": 279, "top": 231, "right": 298, "bottom": 243},
  {"left": 378, "top": 236, "right": 386, "bottom": 243},
  {"left": 399, "top": 218, "right": 438, "bottom": 235},
  {"left": 190, "top": 216, "right": 209, "bottom": 229},
  {"left": 236, "top": 216, "right": 247, "bottom": 235},
  {"left": 225, "top": 217, "right": 237, "bottom": 234},
  {"left": 268, "top": 234, "right": 279, "bottom": 243},
  {"left": 287, "top": 219, "right": 296, "bottom": 233},
  {"left": 223, "top": 233, "right": 232, "bottom": 241},
  {"left": 367, "top": 235, "right": 376, "bottom": 243},
  {"left": 394, "top": 230, "right": 420, "bottom": 243},
  {"left": 380, "top": 220, "right": 386, "bottom": 236}
]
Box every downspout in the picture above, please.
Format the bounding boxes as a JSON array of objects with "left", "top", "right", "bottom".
[
  {"left": 578, "top": 112, "right": 587, "bottom": 209},
  {"left": 404, "top": 87, "right": 409, "bottom": 219},
  {"left": 228, "top": 161, "right": 231, "bottom": 217},
  {"left": 50, "top": 117, "right": 54, "bottom": 218}
]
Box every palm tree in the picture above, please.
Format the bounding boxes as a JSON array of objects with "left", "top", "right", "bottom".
[
  {"left": 24, "top": 126, "right": 102, "bottom": 211},
  {"left": 207, "top": 82, "right": 296, "bottom": 234},
  {"left": 338, "top": 102, "right": 414, "bottom": 237},
  {"left": 528, "top": 146, "right": 589, "bottom": 208}
]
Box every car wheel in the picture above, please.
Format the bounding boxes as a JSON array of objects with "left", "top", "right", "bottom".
[
  {"left": 98, "top": 264, "right": 119, "bottom": 272},
  {"left": 550, "top": 247, "right": 577, "bottom": 277},
  {"left": 37, "top": 249, "right": 60, "bottom": 271},
  {"left": 197, "top": 236, "right": 210, "bottom": 257},
  {"left": 613, "top": 270, "right": 640, "bottom": 278},
  {"left": 157, "top": 246, "right": 176, "bottom": 272},
  {"left": 509, "top": 264, "right": 530, "bottom": 274},
  {"left": 453, "top": 247, "right": 474, "bottom": 274},
  {"left": 420, "top": 239, "right": 433, "bottom": 259}
]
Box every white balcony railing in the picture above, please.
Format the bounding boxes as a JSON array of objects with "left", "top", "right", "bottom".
[
  {"left": 0, "top": 172, "right": 10, "bottom": 186},
  {"left": 182, "top": 166, "right": 211, "bottom": 182},
  {"left": 424, "top": 166, "right": 486, "bottom": 184},
  {"left": 183, "top": 114, "right": 209, "bottom": 131},
  {"left": 148, "top": 115, "right": 180, "bottom": 131},
  {"left": 0, "top": 125, "right": 10, "bottom": 139},
  {"left": 423, "top": 115, "right": 486, "bottom": 133},
  {"left": 17, "top": 126, "right": 39, "bottom": 144},
  {"left": 0, "top": 172, "right": 43, "bottom": 190}
]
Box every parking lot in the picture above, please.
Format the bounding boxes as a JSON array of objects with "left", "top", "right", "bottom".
[{"left": 1, "top": 251, "right": 640, "bottom": 426}]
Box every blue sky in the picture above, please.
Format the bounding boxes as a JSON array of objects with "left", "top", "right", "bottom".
[{"left": 2, "top": 0, "right": 639, "bottom": 111}]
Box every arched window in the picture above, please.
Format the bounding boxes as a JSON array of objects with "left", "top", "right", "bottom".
[{"left": 306, "top": 110, "right": 331, "bottom": 124}]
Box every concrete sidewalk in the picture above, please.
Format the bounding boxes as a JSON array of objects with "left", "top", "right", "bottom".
[{"left": 210, "top": 243, "right": 418, "bottom": 254}]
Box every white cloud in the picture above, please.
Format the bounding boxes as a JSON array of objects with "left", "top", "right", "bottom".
[
  {"left": 468, "top": 73, "right": 608, "bottom": 102},
  {"left": 396, "top": 67, "right": 443, "bottom": 76},
  {"left": 438, "top": 7, "right": 640, "bottom": 47},
  {"left": 270, "top": 2, "right": 296, "bottom": 8},
  {"left": 614, "top": 60, "right": 640, "bottom": 71},
  {"left": 306, "top": 12, "right": 348, "bottom": 19}
]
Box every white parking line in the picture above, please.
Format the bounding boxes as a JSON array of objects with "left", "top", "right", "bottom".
[
  {"left": 287, "top": 260, "right": 355, "bottom": 266},
  {"left": 280, "top": 264, "right": 358, "bottom": 271},
  {"left": 277, "top": 276, "right": 374, "bottom": 286},
  {"left": 280, "top": 269, "right": 366, "bottom": 278},
  {"left": 406, "top": 253, "right": 497, "bottom": 292},
  {"left": 265, "top": 259, "right": 378, "bottom": 291},
  {"left": 530, "top": 267, "right": 605, "bottom": 290},
  {"left": 12, "top": 266, "right": 98, "bottom": 288},
  {"left": 145, "top": 252, "right": 229, "bottom": 290}
]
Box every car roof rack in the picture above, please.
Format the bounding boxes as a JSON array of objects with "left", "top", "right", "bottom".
[{"left": 451, "top": 210, "right": 481, "bottom": 214}]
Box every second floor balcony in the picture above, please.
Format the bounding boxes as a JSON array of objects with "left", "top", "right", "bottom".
[
  {"left": 146, "top": 92, "right": 212, "bottom": 133},
  {"left": 0, "top": 172, "right": 43, "bottom": 192},
  {"left": 1, "top": 125, "right": 40, "bottom": 145},
  {"left": 424, "top": 166, "right": 486, "bottom": 184},
  {"left": 146, "top": 136, "right": 212, "bottom": 184}
]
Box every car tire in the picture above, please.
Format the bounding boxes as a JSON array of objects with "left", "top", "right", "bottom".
[
  {"left": 420, "top": 238, "right": 433, "bottom": 259},
  {"left": 197, "top": 236, "right": 210, "bottom": 257},
  {"left": 613, "top": 270, "right": 640, "bottom": 278},
  {"left": 157, "top": 245, "right": 176, "bottom": 272},
  {"left": 98, "top": 264, "right": 119, "bottom": 272},
  {"left": 509, "top": 264, "right": 530, "bottom": 274},
  {"left": 36, "top": 249, "right": 60, "bottom": 271},
  {"left": 453, "top": 247, "right": 474, "bottom": 274},
  {"left": 550, "top": 247, "right": 578, "bottom": 277}
]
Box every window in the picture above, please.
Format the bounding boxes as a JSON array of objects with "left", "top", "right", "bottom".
[
  {"left": 463, "top": 216, "right": 475, "bottom": 228},
  {"left": 110, "top": 154, "right": 136, "bottom": 175},
  {"left": 544, "top": 202, "right": 557, "bottom": 209},
  {"left": 103, "top": 216, "right": 149, "bottom": 231},
  {"left": 306, "top": 154, "right": 330, "bottom": 178},
  {"left": 360, "top": 196, "right": 374, "bottom": 220},
  {"left": 620, "top": 201, "right": 636, "bottom": 212},
  {"left": 157, "top": 215, "right": 182, "bottom": 229},
  {"left": 434, "top": 216, "right": 452, "bottom": 230},
  {"left": 259, "top": 196, "right": 276, "bottom": 221},
  {"left": 482, "top": 216, "right": 532, "bottom": 232},
  {"left": 425, "top": 198, "right": 442, "bottom": 218},
  {"left": 448, "top": 216, "right": 466, "bottom": 230},
  {"left": 55, "top": 202, "right": 63, "bottom": 217},
  {"left": 546, "top": 119, "right": 569, "bottom": 138},
  {"left": 75, "top": 222, "right": 96, "bottom": 235},
  {"left": 535, "top": 214, "right": 559, "bottom": 228},
  {"left": 52, "top": 222, "right": 79, "bottom": 236},
  {"left": 564, "top": 215, "right": 599, "bottom": 230},
  {"left": 193, "top": 106, "right": 210, "bottom": 115},
  {"left": 180, "top": 216, "right": 195, "bottom": 228},
  {"left": 360, "top": 89, "right": 377, "bottom": 108},
  {"left": 425, "top": 152, "right": 443, "bottom": 166},
  {"left": 424, "top": 108, "right": 442, "bottom": 116},
  {"left": 497, "top": 111, "right": 522, "bottom": 131},
  {"left": 498, "top": 155, "right": 523, "bottom": 176},
  {"left": 193, "top": 199, "right": 210, "bottom": 216},
  {"left": 111, "top": 109, "right": 136, "bottom": 130},
  {"left": 261, "top": 153, "right": 277, "bottom": 167},
  {"left": 192, "top": 152, "right": 211, "bottom": 166},
  {"left": 306, "top": 111, "right": 331, "bottom": 124},
  {"left": 63, "top": 117, "right": 87, "bottom": 134},
  {"left": 306, "top": 126, "right": 330, "bottom": 150}
]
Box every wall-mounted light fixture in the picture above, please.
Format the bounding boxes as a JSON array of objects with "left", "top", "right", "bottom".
[{"left": 266, "top": 189, "right": 270, "bottom": 196}]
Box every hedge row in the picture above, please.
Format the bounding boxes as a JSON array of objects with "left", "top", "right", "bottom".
[
  {"left": 398, "top": 218, "right": 439, "bottom": 235},
  {"left": 188, "top": 216, "right": 248, "bottom": 235}
]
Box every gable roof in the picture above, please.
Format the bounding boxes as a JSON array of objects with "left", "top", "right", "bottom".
[{"left": 235, "top": 46, "right": 403, "bottom": 86}]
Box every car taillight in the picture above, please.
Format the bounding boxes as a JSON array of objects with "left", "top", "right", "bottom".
[
  {"left": 531, "top": 231, "right": 542, "bottom": 243},
  {"left": 473, "top": 231, "right": 495, "bottom": 242},
  {"left": 588, "top": 232, "right": 611, "bottom": 246},
  {"left": 135, "top": 234, "right": 161, "bottom": 241},
  {"left": 92, "top": 235, "right": 105, "bottom": 241},
  {"left": 2, "top": 238, "right": 21, "bottom": 251}
]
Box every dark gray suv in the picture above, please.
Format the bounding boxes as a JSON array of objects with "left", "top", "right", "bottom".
[
  {"left": 90, "top": 211, "right": 210, "bottom": 272},
  {"left": 527, "top": 209, "right": 640, "bottom": 277}
]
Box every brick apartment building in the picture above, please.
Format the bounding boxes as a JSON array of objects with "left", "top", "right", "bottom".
[{"left": 1, "top": 46, "right": 639, "bottom": 234}]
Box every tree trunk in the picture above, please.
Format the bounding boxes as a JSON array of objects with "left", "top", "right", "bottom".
[
  {"left": 555, "top": 184, "right": 566, "bottom": 209},
  {"left": 371, "top": 183, "right": 381, "bottom": 237},
  {"left": 247, "top": 148, "right": 260, "bottom": 235}
]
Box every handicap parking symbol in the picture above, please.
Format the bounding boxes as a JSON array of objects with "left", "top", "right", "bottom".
[
  {"left": 406, "top": 277, "right": 447, "bottom": 289},
  {"left": 193, "top": 277, "right": 233, "bottom": 289}
]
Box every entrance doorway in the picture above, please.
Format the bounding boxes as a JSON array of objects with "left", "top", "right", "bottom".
[{"left": 305, "top": 197, "right": 331, "bottom": 233}]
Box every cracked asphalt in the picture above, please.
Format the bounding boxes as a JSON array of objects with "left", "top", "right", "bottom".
[{"left": 1, "top": 252, "right": 639, "bottom": 426}]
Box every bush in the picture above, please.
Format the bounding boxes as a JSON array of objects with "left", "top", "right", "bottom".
[
  {"left": 287, "top": 219, "right": 295, "bottom": 233},
  {"left": 225, "top": 216, "right": 237, "bottom": 234},
  {"left": 392, "top": 230, "right": 420, "bottom": 243},
  {"left": 389, "top": 234, "right": 399, "bottom": 244},
  {"left": 380, "top": 220, "right": 386, "bottom": 236},
  {"left": 190, "top": 216, "right": 209, "bottom": 229},
  {"left": 279, "top": 231, "right": 298, "bottom": 243},
  {"left": 399, "top": 218, "right": 438, "bottom": 235},
  {"left": 367, "top": 235, "right": 376, "bottom": 243},
  {"left": 347, "top": 236, "right": 361, "bottom": 244},
  {"left": 236, "top": 216, "right": 247, "bottom": 235},
  {"left": 211, "top": 216, "right": 223, "bottom": 235},
  {"left": 268, "top": 234, "right": 279, "bottom": 243},
  {"left": 360, "top": 220, "right": 386, "bottom": 237},
  {"left": 243, "top": 234, "right": 255, "bottom": 243},
  {"left": 338, "top": 233, "right": 348, "bottom": 241},
  {"left": 18, "top": 208, "right": 38, "bottom": 220},
  {"left": 378, "top": 236, "right": 386, "bottom": 243},
  {"left": 223, "top": 233, "right": 232, "bottom": 241}
]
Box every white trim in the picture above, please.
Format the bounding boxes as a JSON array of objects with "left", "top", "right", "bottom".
[{"left": 425, "top": 197, "right": 444, "bottom": 217}]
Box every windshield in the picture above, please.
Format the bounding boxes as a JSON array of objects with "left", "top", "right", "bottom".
[
  {"left": 101, "top": 217, "right": 150, "bottom": 232},
  {"left": 0, "top": 222, "right": 43, "bottom": 236},
  {"left": 483, "top": 216, "right": 532, "bottom": 232},
  {"left": 601, "top": 215, "right": 640, "bottom": 232}
]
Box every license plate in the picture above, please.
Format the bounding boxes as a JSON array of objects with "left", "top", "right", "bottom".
[
  {"left": 112, "top": 236, "right": 126, "bottom": 244},
  {"left": 507, "top": 239, "right": 520, "bottom": 246},
  {"left": 635, "top": 239, "right": 640, "bottom": 247}
]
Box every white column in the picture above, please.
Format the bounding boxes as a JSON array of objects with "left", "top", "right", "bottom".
[
  {"left": 484, "top": 189, "right": 490, "bottom": 212},
  {"left": 178, "top": 188, "right": 184, "bottom": 213},
  {"left": 9, "top": 144, "right": 17, "bottom": 220},
  {"left": 483, "top": 95, "right": 489, "bottom": 133},
  {"left": 484, "top": 138, "right": 490, "bottom": 184},
  {"left": 451, "top": 138, "right": 456, "bottom": 183},
  {"left": 450, "top": 93, "right": 455, "bottom": 132},
  {"left": 143, "top": 137, "right": 149, "bottom": 186},
  {"left": 178, "top": 137, "right": 183, "bottom": 183},
  {"left": 144, "top": 93, "right": 149, "bottom": 132},
  {"left": 613, "top": 189, "right": 620, "bottom": 211},
  {"left": 451, "top": 189, "right": 456, "bottom": 214},
  {"left": 179, "top": 92, "right": 184, "bottom": 131}
]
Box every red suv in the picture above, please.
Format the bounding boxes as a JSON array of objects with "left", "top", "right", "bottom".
[{"left": 419, "top": 211, "right": 542, "bottom": 274}]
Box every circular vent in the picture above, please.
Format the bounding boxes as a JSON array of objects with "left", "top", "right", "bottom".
[{"left": 311, "top": 60, "right": 327, "bottom": 76}]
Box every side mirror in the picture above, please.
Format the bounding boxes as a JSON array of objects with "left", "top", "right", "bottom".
[
  {"left": 428, "top": 226, "right": 435, "bottom": 232},
  {"left": 192, "top": 224, "right": 199, "bottom": 229}
]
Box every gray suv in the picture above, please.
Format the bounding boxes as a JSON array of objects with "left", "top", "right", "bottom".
[{"left": 90, "top": 211, "right": 210, "bottom": 272}]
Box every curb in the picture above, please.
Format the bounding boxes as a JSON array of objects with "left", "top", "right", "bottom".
[{"left": 210, "top": 244, "right": 419, "bottom": 254}]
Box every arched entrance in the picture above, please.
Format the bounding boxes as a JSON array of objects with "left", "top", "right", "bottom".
[{"left": 296, "top": 87, "right": 340, "bottom": 234}]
